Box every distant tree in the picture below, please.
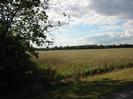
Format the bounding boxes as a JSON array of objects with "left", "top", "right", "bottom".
[{"left": 0, "top": 0, "right": 56, "bottom": 92}]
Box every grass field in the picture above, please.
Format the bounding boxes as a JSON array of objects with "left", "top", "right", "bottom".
[
  {"left": 31, "top": 68, "right": 133, "bottom": 99},
  {"left": 6, "top": 48, "right": 133, "bottom": 99},
  {"left": 34, "top": 48, "right": 133, "bottom": 76}
]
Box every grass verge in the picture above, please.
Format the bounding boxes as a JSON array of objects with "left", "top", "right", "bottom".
[{"left": 29, "top": 67, "right": 133, "bottom": 99}]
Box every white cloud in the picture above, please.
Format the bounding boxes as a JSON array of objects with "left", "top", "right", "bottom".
[
  {"left": 46, "top": 0, "right": 133, "bottom": 46},
  {"left": 89, "top": 0, "right": 133, "bottom": 38},
  {"left": 122, "top": 20, "right": 133, "bottom": 37},
  {"left": 47, "top": 0, "right": 117, "bottom": 25},
  {"left": 76, "top": 32, "right": 133, "bottom": 45},
  {"left": 53, "top": 36, "right": 96, "bottom": 46},
  {"left": 89, "top": 0, "right": 133, "bottom": 19}
]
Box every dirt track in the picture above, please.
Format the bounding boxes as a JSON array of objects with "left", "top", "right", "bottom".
[{"left": 104, "top": 85, "right": 133, "bottom": 99}]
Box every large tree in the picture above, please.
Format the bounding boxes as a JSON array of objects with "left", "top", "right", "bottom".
[{"left": 0, "top": 0, "right": 54, "bottom": 92}]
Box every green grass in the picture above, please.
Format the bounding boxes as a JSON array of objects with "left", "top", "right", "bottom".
[
  {"left": 5, "top": 68, "right": 133, "bottom": 99},
  {"left": 6, "top": 48, "right": 133, "bottom": 99},
  {"left": 34, "top": 48, "right": 133, "bottom": 76},
  {"left": 31, "top": 68, "right": 133, "bottom": 99},
  {"left": 30, "top": 48, "right": 133, "bottom": 99}
]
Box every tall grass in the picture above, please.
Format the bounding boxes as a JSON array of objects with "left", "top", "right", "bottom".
[{"left": 34, "top": 48, "right": 133, "bottom": 76}]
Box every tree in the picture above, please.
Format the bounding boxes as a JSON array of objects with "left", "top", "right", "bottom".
[{"left": 0, "top": 0, "right": 54, "bottom": 92}]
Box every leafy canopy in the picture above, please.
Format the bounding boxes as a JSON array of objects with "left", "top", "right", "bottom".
[
  {"left": 0, "top": 0, "right": 52, "bottom": 56},
  {"left": 0, "top": 0, "right": 55, "bottom": 91}
]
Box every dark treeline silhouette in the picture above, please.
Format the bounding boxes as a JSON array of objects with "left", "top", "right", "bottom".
[
  {"left": 37, "top": 44, "right": 133, "bottom": 51},
  {"left": 0, "top": 0, "right": 61, "bottom": 98}
]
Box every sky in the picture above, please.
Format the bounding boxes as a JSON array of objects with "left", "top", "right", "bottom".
[{"left": 46, "top": 0, "right": 133, "bottom": 47}]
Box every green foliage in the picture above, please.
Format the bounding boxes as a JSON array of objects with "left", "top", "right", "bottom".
[
  {"left": 37, "top": 44, "right": 133, "bottom": 51},
  {"left": 0, "top": 0, "right": 51, "bottom": 52},
  {"left": 0, "top": 0, "right": 55, "bottom": 94}
]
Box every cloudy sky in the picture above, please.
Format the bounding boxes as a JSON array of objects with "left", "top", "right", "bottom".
[{"left": 46, "top": 0, "right": 133, "bottom": 46}]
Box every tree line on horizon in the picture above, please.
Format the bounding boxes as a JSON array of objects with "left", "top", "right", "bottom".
[{"left": 37, "top": 44, "right": 133, "bottom": 51}]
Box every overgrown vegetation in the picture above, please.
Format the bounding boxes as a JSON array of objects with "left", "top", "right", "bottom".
[
  {"left": 1, "top": 1, "right": 133, "bottom": 99},
  {"left": 0, "top": 0, "right": 59, "bottom": 96},
  {"left": 6, "top": 68, "right": 133, "bottom": 99},
  {"left": 35, "top": 48, "right": 133, "bottom": 77}
]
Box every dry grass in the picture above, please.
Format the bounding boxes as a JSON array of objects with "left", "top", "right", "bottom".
[{"left": 34, "top": 48, "right": 133, "bottom": 76}]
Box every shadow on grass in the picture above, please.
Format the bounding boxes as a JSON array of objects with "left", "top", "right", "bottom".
[
  {"left": 2, "top": 78, "right": 133, "bottom": 99},
  {"left": 38, "top": 79, "right": 133, "bottom": 99}
]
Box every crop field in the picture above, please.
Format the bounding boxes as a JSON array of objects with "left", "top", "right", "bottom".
[
  {"left": 34, "top": 48, "right": 133, "bottom": 76},
  {"left": 7, "top": 48, "right": 133, "bottom": 99},
  {"left": 32, "top": 49, "right": 133, "bottom": 99}
]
